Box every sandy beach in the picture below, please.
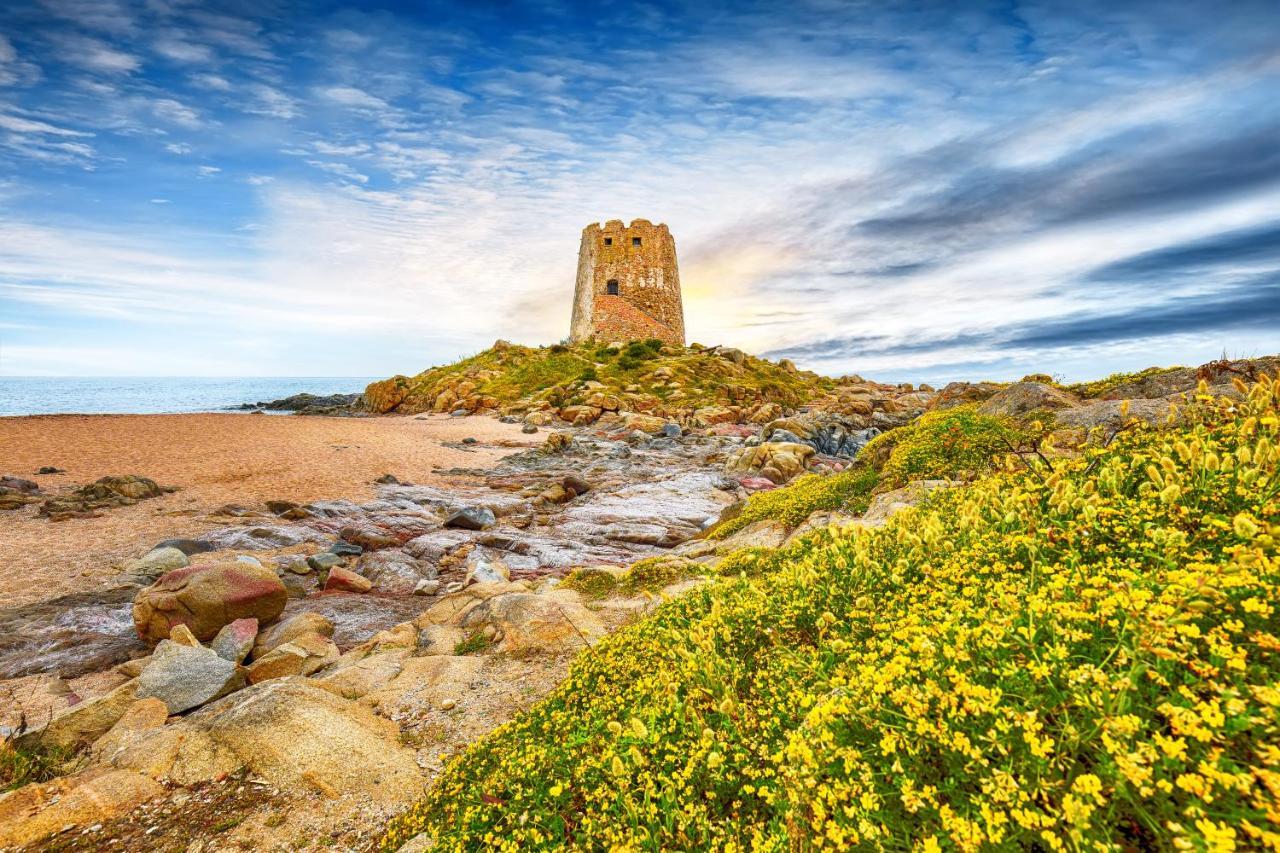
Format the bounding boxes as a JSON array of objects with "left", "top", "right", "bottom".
[{"left": 0, "top": 412, "right": 532, "bottom": 608}]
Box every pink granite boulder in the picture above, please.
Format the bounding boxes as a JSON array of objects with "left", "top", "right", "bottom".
[{"left": 133, "top": 563, "right": 286, "bottom": 645}]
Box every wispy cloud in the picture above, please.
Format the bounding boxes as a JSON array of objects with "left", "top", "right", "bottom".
[{"left": 0, "top": 0, "right": 1277, "bottom": 378}]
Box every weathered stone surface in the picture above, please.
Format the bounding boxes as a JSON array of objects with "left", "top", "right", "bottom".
[
  {"left": 245, "top": 633, "right": 339, "bottom": 684},
  {"left": 252, "top": 612, "right": 335, "bottom": 660},
  {"left": 185, "top": 677, "right": 422, "bottom": 800},
  {"left": 464, "top": 551, "right": 511, "bottom": 586},
  {"left": 621, "top": 412, "right": 666, "bottom": 434},
  {"left": 444, "top": 506, "right": 496, "bottom": 530},
  {"left": 339, "top": 522, "right": 399, "bottom": 551},
  {"left": 168, "top": 623, "right": 200, "bottom": 647},
  {"left": 324, "top": 565, "right": 373, "bottom": 593},
  {"left": 88, "top": 697, "right": 169, "bottom": 765},
  {"left": 311, "top": 649, "right": 410, "bottom": 700},
  {"left": 0, "top": 674, "right": 72, "bottom": 737},
  {"left": 363, "top": 655, "right": 487, "bottom": 718},
  {"left": 413, "top": 582, "right": 524, "bottom": 628},
  {"left": 570, "top": 219, "right": 684, "bottom": 346},
  {"left": 0, "top": 768, "right": 163, "bottom": 848},
  {"left": 120, "top": 546, "right": 189, "bottom": 582},
  {"left": 364, "top": 375, "right": 409, "bottom": 414},
  {"left": 458, "top": 592, "right": 606, "bottom": 654},
  {"left": 16, "top": 678, "right": 138, "bottom": 751},
  {"left": 132, "top": 561, "right": 287, "bottom": 644},
  {"left": 358, "top": 550, "right": 432, "bottom": 595},
  {"left": 725, "top": 441, "right": 815, "bottom": 485},
  {"left": 977, "top": 382, "right": 1080, "bottom": 417},
  {"left": 210, "top": 617, "right": 258, "bottom": 663},
  {"left": 714, "top": 518, "right": 789, "bottom": 550},
  {"left": 862, "top": 480, "right": 954, "bottom": 526},
  {"left": 135, "top": 639, "right": 245, "bottom": 714}
]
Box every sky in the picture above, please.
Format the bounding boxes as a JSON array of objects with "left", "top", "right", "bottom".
[{"left": 0, "top": 0, "right": 1277, "bottom": 384}]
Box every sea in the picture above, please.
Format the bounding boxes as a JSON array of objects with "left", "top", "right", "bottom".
[{"left": 0, "top": 377, "right": 380, "bottom": 417}]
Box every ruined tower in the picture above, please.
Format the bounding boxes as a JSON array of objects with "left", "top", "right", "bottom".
[{"left": 569, "top": 219, "right": 685, "bottom": 346}]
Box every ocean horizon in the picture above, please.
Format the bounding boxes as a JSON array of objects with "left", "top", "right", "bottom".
[{"left": 0, "top": 376, "right": 380, "bottom": 417}]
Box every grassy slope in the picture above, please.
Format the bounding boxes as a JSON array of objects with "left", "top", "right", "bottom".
[
  {"left": 384, "top": 376, "right": 1280, "bottom": 850},
  {"left": 368, "top": 340, "right": 832, "bottom": 415}
]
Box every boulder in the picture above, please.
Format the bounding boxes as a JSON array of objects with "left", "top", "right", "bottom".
[
  {"left": 307, "top": 552, "right": 343, "bottom": 572},
  {"left": 38, "top": 475, "right": 172, "bottom": 517},
  {"left": 358, "top": 550, "right": 433, "bottom": 594},
  {"left": 725, "top": 442, "right": 815, "bottom": 485},
  {"left": 363, "top": 376, "right": 409, "bottom": 413},
  {"left": 15, "top": 678, "right": 139, "bottom": 751},
  {"left": 133, "top": 561, "right": 287, "bottom": 644},
  {"left": 210, "top": 618, "right": 258, "bottom": 663},
  {"left": 458, "top": 592, "right": 606, "bottom": 654},
  {"left": 88, "top": 697, "right": 169, "bottom": 765},
  {"left": 252, "top": 612, "right": 336, "bottom": 660},
  {"left": 339, "top": 522, "right": 400, "bottom": 551},
  {"left": 168, "top": 623, "right": 200, "bottom": 646},
  {"left": 311, "top": 650, "right": 411, "bottom": 700},
  {"left": 560, "top": 405, "right": 603, "bottom": 426},
  {"left": 692, "top": 406, "right": 737, "bottom": 426},
  {"left": 444, "top": 506, "right": 496, "bottom": 530},
  {"left": 464, "top": 552, "right": 511, "bottom": 586},
  {"left": 977, "top": 382, "right": 1080, "bottom": 417},
  {"left": 245, "top": 633, "right": 339, "bottom": 684},
  {"left": 135, "top": 639, "right": 245, "bottom": 714},
  {"left": 620, "top": 412, "right": 666, "bottom": 434},
  {"left": 184, "top": 677, "right": 422, "bottom": 800},
  {"left": 0, "top": 768, "right": 163, "bottom": 849},
  {"left": 927, "top": 381, "right": 1004, "bottom": 411},
  {"left": 543, "top": 430, "right": 575, "bottom": 452},
  {"left": 120, "top": 546, "right": 189, "bottom": 582},
  {"left": 324, "top": 565, "right": 373, "bottom": 593}
]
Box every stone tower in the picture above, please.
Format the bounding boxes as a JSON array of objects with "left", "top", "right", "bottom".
[{"left": 569, "top": 219, "right": 685, "bottom": 346}]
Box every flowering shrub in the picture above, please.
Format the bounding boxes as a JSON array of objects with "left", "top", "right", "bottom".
[
  {"left": 869, "top": 405, "right": 1032, "bottom": 488},
  {"left": 1068, "top": 365, "right": 1184, "bottom": 399},
  {"left": 712, "top": 466, "right": 879, "bottom": 539},
  {"left": 383, "top": 376, "right": 1280, "bottom": 851}
]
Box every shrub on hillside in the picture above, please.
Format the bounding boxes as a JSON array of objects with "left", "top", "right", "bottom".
[
  {"left": 711, "top": 466, "right": 879, "bottom": 539},
  {"left": 383, "top": 376, "right": 1280, "bottom": 851},
  {"left": 865, "top": 405, "right": 1036, "bottom": 488}
]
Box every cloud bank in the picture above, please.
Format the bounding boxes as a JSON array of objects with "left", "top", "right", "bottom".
[{"left": 0, "top": 0, "right": 1277, "bottom": 381}]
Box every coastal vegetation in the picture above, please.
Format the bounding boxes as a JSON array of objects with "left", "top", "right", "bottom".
[
  {"left": 362, "top": 340, "right": 833, "bottom": 418},
  {"left": 383, "top": 375, "right": 1280, "bottom": 850}
]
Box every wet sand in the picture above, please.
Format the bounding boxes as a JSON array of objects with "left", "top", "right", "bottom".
[{"left": 0, "top": 412, "right": 533, "bottom": 608}]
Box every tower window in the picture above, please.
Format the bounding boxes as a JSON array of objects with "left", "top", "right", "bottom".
[
  {"left": 603, "top": 237, "right": 612, "bottom": 246},
  {"left": 606, "top": 279, "right": 619, "bottom": 295},
  {"left": 632, "top": 237, "right": 642, "bottom": 246}
]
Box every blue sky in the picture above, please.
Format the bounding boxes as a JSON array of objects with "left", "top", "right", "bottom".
[{"left": 0, "top": 0, "right": 1277, "bottom": 383}]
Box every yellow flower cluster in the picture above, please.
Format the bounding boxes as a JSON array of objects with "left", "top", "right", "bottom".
[
  {"left": 382, "top": 376, "right": 1280, "bottom": 851},
  {"left": 712, "top": 466, "right": 879, "bottom": 539},
  {"left": 865, "top": 405, "right": 1032, "bottom": 489}
]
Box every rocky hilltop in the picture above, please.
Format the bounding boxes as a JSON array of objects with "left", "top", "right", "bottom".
[{"left": 1, "top": 350, "right": 1277, "bottom": 851}]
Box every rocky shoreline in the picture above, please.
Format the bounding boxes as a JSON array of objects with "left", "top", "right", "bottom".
[{"left": 3, "top": 353, "right": 1277, "bottom": 851}]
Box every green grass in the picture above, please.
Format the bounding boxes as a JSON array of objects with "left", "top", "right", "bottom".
[
  {"left": 364, "top": 341, "right": 834, "bottom": 416},
  {"left": 1, "top": 740, "right": 74, "bottom": 793},
  {"left": 453, "top": 632, "right": 494, "bottom": 655}
]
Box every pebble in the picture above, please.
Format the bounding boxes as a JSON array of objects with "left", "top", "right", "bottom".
[
  {"left": 522, "top": 424, "right": 538, "bottom": 434},
  {"left": 439, "top": 699, "right": 456, "bottom": 710}
]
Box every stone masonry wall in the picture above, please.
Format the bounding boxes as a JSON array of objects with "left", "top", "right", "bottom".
[{"left": 569, "top": 219, "right": 685, "bottom": 345}]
